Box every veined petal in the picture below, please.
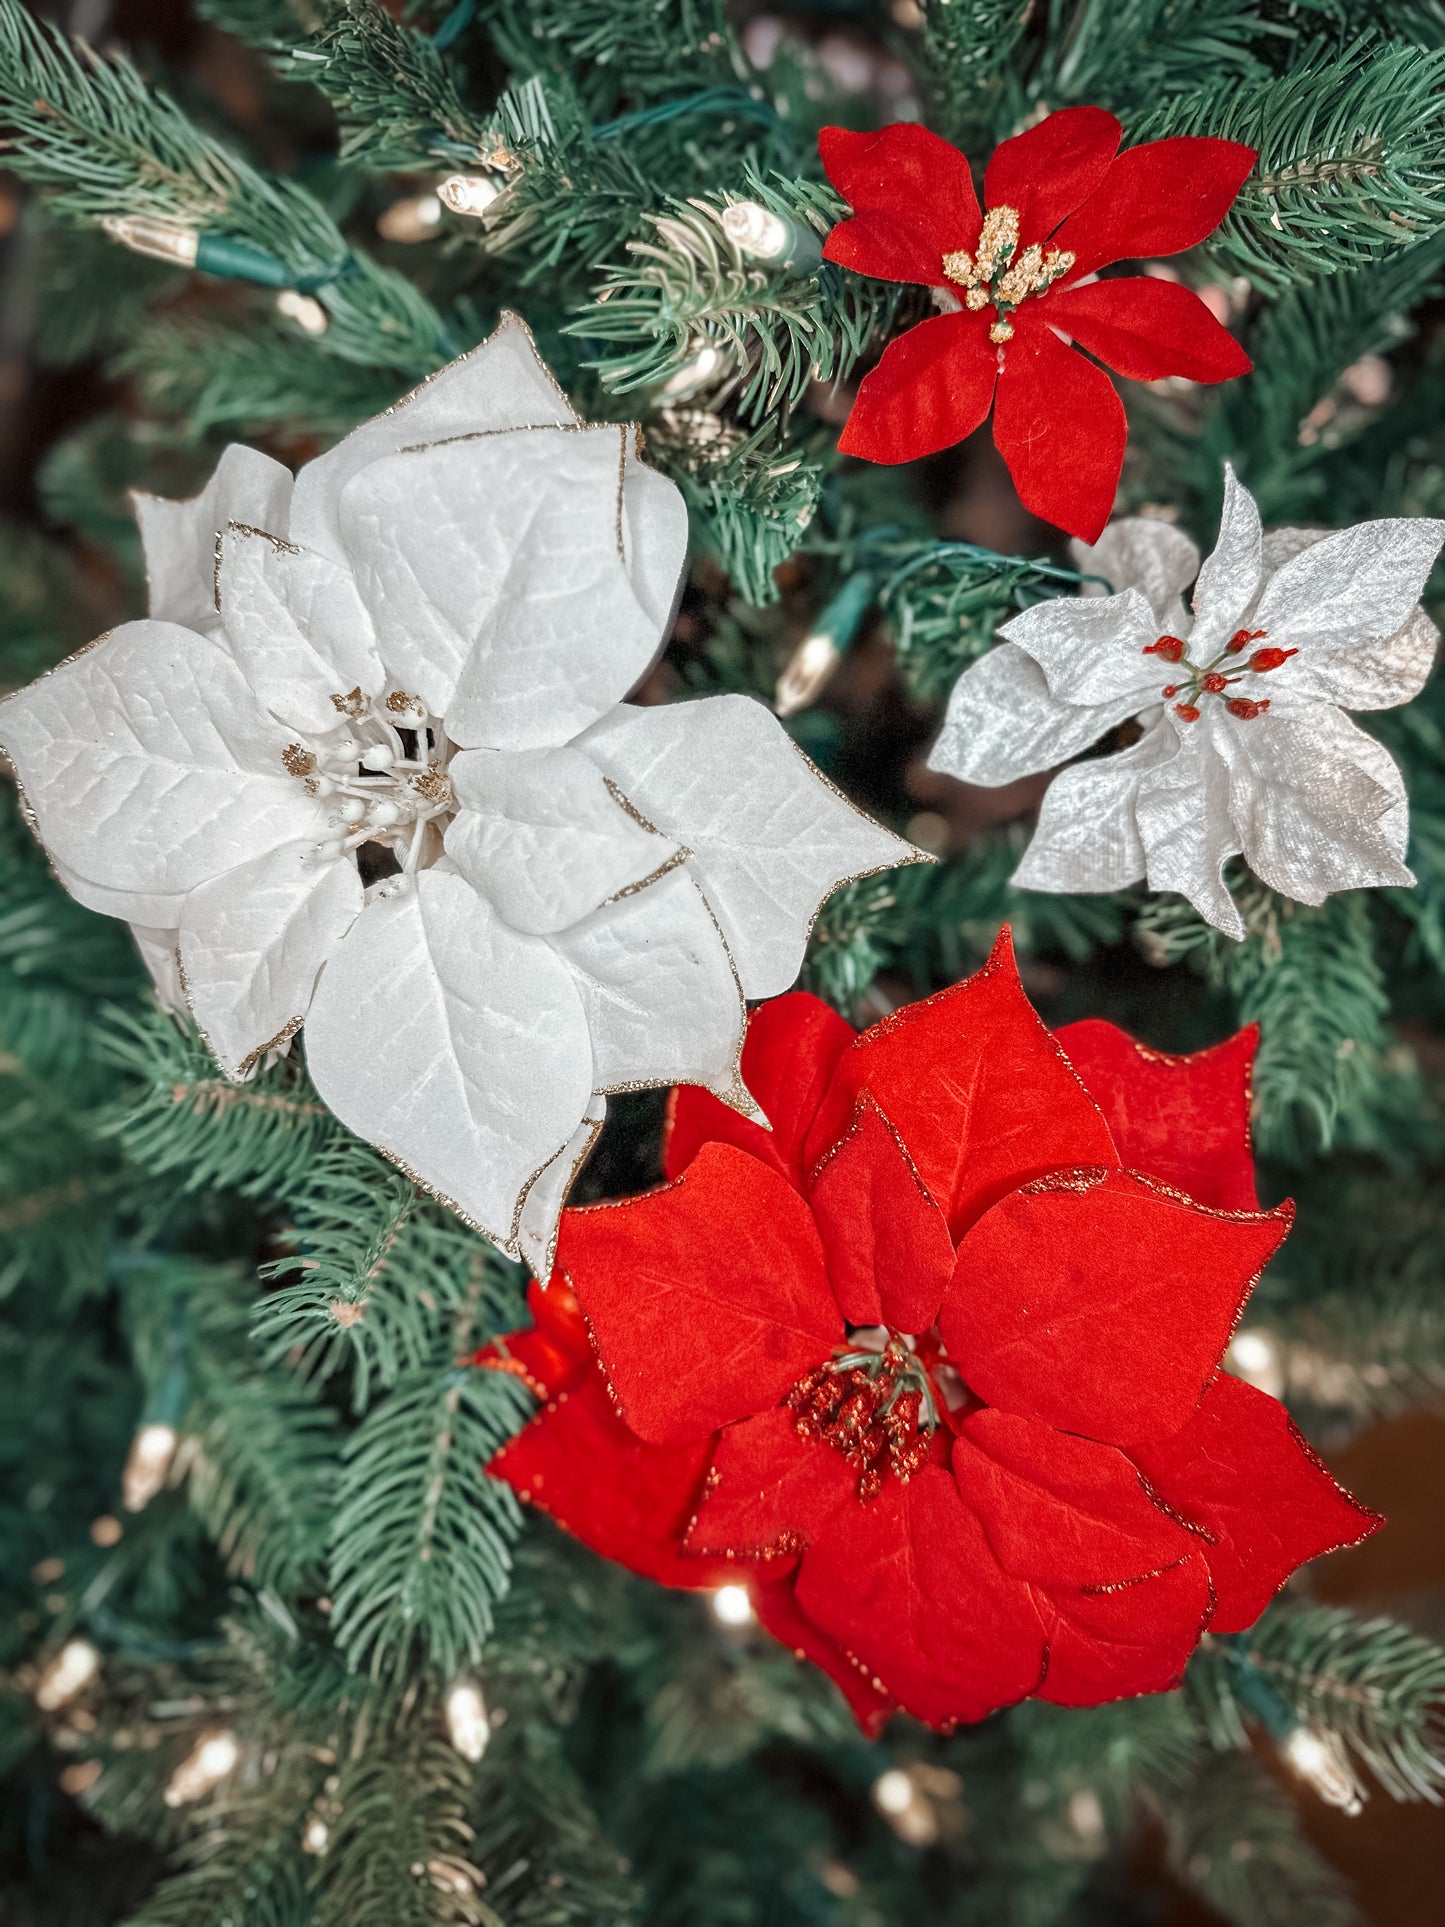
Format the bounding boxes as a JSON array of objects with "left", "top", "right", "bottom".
[
  {"left": 339, "top": 425, "right": 682, "bottom": 742},
  {"left": 1033, "top": 1557, "right": 1212, "bottom": 1705},
  {"left": 1189, "top": 465, "right": 1263, "bottom": 654},
  {"left": 983, "top": 106, "right": 1121, "bottom": 249},
  {"left": 1252, "top": 515, "right": 1445, "bottom": 652},
  {"left": 49, "top": 858, "right": 186, "bottom": 932},
  {"left": 1131, "top": 1373, "right": 1382, "bottom": 1634},
  {"left": 547, "top": 867, "right": 750, "bottom": 1106},
  {"left": 1012, "top": 734, "right": 1163, "bottom": 895},
  {"left": 1229, "top": 705, "right": 1414, "bottom": 903},
  {"left": 929, "top": 644, "right": 1132, "bottom": 788},
  {"left": 446, "top": 743, "right": 676, "bottom": 936},
  {"left": 1283, "top": 604, "right": 1438, "bottom": 714},
  {"left": 133, "top": 444, "right": 292, "bottom": 634},
  {"left": 1054, "top": 1019, "right": 1261, "bottom": 1213},
  {"left": 1000, "top": 584, "right": 1162, "bottom": 705},
  {"left": 557, "top": 1142, "right": 843, "bottom": 1446},
  {"left": 1072, "top": 517, "right": 1201, "bottom": 631},
  {"left": 1045, "top": 278, "right": 1251, "bottom": 383},
  {"left": 179, "top": 839, "right": 363, "bottom": 1080},
  {"left": 687, "top": 1407, "right": 858, "bottom": 1562},
  {"left": 0, "top": 620, "right": 316, "bottom": 899},
  {"left": 943, "top": 1168, "right": 1292, "bottom": 1447},
  {"left": 1135, "top": 713, "right": 1245, "bottom": 939},
  {"left": 217, "top": 526, "right": 384, "bottom": 735},
  {"left": 752, "top": 1575, "right": 896, "bottom": 1736},
  {"left": 579, "top": 695, "right": 920, "bottom": 999},
  {"left": 664, "top": 992, "right": 856, "bottom": 1190},
  {"left": 304, "top": 869, "right": 594, "bottom": 1250},
  {"left": 993, "top": 319, "right": 1126, "bottom": 544},
  {"left": 289, "top": 311, "right": 578, "bottom": 562},
  {"left": 1053, "top": 137, "right": 1256, "bottom": 280},
  {"left": 838, "top": 309, "right": 998, "bottom": 464},
  {"left": 513, "top": 1097, "right": 607, "bottom": 1284},
  {"left": 130, "top": 926, "right": 185, "bottom": 1008},
  {"left": 819, "top": 123, "right": 982, "bottom": 284},
  {"left": 804, "top": 927, "right": 1118, "bottom": 1240}
]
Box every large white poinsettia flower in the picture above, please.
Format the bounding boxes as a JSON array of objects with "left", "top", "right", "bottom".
[
  {"left": 930, "top": 467, "right": 1445, "bottom": 938},
  {"left": 0, "top": 314, "right": 916, "bottom": 1272}
]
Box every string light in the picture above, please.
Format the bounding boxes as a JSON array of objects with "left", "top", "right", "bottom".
[
  {"left": 710, "top": 1585, "right": 754, "bottom": 1627},
  {"left": 1283, "top": 1726, "right": 1364, "bottom": 1815},
  {"left": 720, "top": 199, "right": 822, "bottom": 270},
  {"left": 122, "top": 1422, "right": 178, "bottom": 1512},
  {"left": 438, "top": 172, "right": 503, "bottom": 218},
  {"left": 163, "top": 1728, "right": 240, "bottom": 1806},
  {"left": 376, "top": 192, "right": 444, "bottom": 244},
  {"left": 276, "top": 290, "right": 329, "bottom": 336},
  {"left": 871, "top": 1765, "right": 939, "bottom": 1845},
  {"left": 302, "top": 1813, "right": 330, "bottom": 1854},
  {"left": 1227, "top": 1329, "right": 1284, "bottom": 1399},
  {"left": 35, "top": 1638, "right": 100, "bottom": 1712},
  {"left": 101, "top": 213, "right": 199, "bottom": 267},
  {"left": 444, "top": 1679, "right": 490, "bottom": 1762},
  {"left": 659, "top": 342, "right": 725, "bottom": 398},
  {"left": 775, "top": 633, "right": 842, "bottom": 718}
]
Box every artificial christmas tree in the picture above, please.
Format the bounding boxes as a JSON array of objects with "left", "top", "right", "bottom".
[{"left": 4, "top": 3, "right": 1445, "bottom": 1924}]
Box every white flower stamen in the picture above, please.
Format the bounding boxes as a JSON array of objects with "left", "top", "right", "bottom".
[{"left": 286, "top": 691, "right": 456, "bottom": 879}]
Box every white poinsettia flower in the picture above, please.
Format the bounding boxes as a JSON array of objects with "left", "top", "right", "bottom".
[
  {"left": 1, "top": 313, "right": 917, "bottom": 1272},
  {"left": 929, "top": 466, "right": 1445, "bottom": 938}
]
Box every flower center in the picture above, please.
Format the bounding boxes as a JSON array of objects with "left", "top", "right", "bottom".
[
  {"left": 282, "top": 687, "right": 456, "bottom": 896},
  {"left": 941, "top": 205, "right": 1076, "bottom": 345},
  {"left": 787, "top": 1337, "right": 937, "bottom": 1503},
  {"left": 1142, "top": 628, "right": 1298, "bottom": 724}
]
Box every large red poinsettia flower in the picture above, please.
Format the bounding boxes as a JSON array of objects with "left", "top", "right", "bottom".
[
  {"left": 820, "top": 108, "right": 1256, "bottom": 541},
  {"left": 481, "top": 933, "right": 1378, "bottom": 1735}
]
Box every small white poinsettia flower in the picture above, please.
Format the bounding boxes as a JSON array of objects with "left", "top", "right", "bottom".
[
  {"left": 929, "top": 466, "right": 1445, "bottom": 938},
  {"left": 1, "top": 313, "right": 917, "bottom": 1272}
]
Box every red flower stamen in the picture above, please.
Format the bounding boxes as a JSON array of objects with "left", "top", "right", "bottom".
[
  {"left": 1249, "top": 647, "right": 1298, "bottom": 673},
  {"left": 787, "top": 1344, "right": 934, "bottom": 1502},
  {"left": 1225, "top": 628, "right": 1268, "bottom": 654},
  {"left": 1200, "top": 672, "right": 1229, "bottom": 694},
  {"left": 1174, "top": 702, "right": 1201, "bottom": 723},
  {"left": 1226, "top": 697, "right": 1271, "bottom": 720},
  {"left": 1161, "top": 685, "right": 1180, "bottom": 698},
  {"left": 1143, "top": 636, "right": 1185, "bottom": 661}
]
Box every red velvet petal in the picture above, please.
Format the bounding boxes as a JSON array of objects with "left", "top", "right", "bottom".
[
  {"left": 951, "top": 1410, "right": 1197, "bottom": 1588},
  {"left": 794, "top": 1465, "right": 1047, "bottom": 1729},
  {"left": 487, "top": 1367, "right": 736, "bottom": 1590},
  {"left": 819, "top": 123, "right": 982, "bottom": 285},
  {"left": 1053, "top": 137, "right": 1257, "bottom": 279},
  {"left": 664, "top": 992, "right": 856, "bottom": 1190},
  {"left": 1054, "top": 1019, "right": 1260, "bottom": 1213},
  {"left": 1132, "top": 1373, "right": 1383, "bottom": 1634},
  {"left": 944, "top": 1168, "right": 1293, "bottom": 1446},
  {"left": 1034, "top": 1556, "right": 1214, "bottom": 1706},
  {"left": 557, "top": 1143, "right": 843, "bottom": 1447},
  {"left": 809, "top": 1093, "right": 957, "bottom": 1331},
  {"left": 838, "top": 309, "right": 998, "bottom": 464},
  {"left": 992, "top": 315, "right": 1126, "bottom": 544},
  {"left": 1045, "top": 278, "right": 1251, "bottom": 383},
  {"left": 687, "top": 1406, "right": 858, "bottom": 1561},
  {"left": 805, "top": 927, "right": 1118, "bottom": 1242},
  {"left": 982, "top": 106, "right": 1122, "bottom": 249},
  {"left": 753, "top": 1573, "right": 896, "bottom": 1737}
]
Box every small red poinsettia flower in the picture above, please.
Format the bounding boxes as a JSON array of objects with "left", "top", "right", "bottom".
[
  {"left": 482, "top": 933, "right": 1378, "bottom": 1735},
  {"left": 820, "top": 108, "right": 1256, "bottom": 541}
]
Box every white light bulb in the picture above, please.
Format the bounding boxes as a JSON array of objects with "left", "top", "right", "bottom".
[
  {"left": 101, "top": 214, "right": 199, "bottom": 268},
  {"left": 710, "top": 1585, "right": 754, "bottom": 1627},
  {"left": 122, "top": 1422, "right": 179, "bottom": 1512},
  {"left": 35, "top": 1638, "right": 100, "bottom": 1712},
  {"left": 439, "top": 173, "right": 502, "bottom": 218},
  {"left": 302, "top": 1813, "right": 330, "bottom": 1854},
  {"left": 872, "top": 1768, "right": 914, "bottom": 1816},
  {"left": 275, "top": 290, "right": 329, "bottom": 336},
  {"left": 721, "top": 200, "right": 792, "bottom": 262},
  {"left": 1283, "top": 1726, "right": 1363, "bottom": 1815},
  {"left": 445, "top": 1680, "right": 490, "bottom": 1762},
  {"left": 164, "top": 1728, "right": 240, "bottom": 1806},
  {"left": 1228, "top": 1328, "right": 1284, "bottom": 1397},
  {"left": 660, "top": 344, "right": 723, "bottom": 398},
  {"left": 775, "top": 632, "right": 842, "bottom": 717},
  {"left": 376, "top": 192, "right": 444, "bottom": 244}
]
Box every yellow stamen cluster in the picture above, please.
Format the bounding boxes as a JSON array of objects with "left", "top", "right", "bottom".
[{"left": 941, "top": 204, "right": 1076, "bottom": 344}]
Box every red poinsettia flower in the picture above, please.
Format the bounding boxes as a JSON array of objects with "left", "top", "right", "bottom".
[
  {"left": 482, "top": 933, "right": 1378, "bottom": 1734},
  {"left": 820, "top": 108, "right": 1256, "bottom": 541}
]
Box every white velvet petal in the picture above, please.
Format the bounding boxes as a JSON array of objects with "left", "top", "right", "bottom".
[
  {"left": 1228, "top": 706, "right": 1414, "bottom": 903},
  {"left": 445, "top": 744, "right": 676, "bottom": 936},
  {"left": 580, "top": 695, "right": 919, "bottom": 999},
  {"left": 133, "top": 445, "right": 293, "bottom": 634},
  {"left": 338, "top": 425, "right": 673, "bottom": 741},
  {"left": 49, "top": 856, "right": 186, "bottom": 930},
  {"left": 1000, "top": 588, "right": 1163, "bottom": 705},
  {"left": 1071, "top": 518, "right": 1201, "bottom": 630},
  {"left": 130, "top": 925, "right": 185, "bottom": 1009},
  {"left": 546, "top": 866, "right": 750, "bottom": 1102},
  {"left": 1260, "top": 527, "right": 1328, "bottom": 572},
  {"left": 287, "top": 312, "right": 578, "bottom": 563},
  {"left": 1190, "top": 465, "right": 1263, "bottom": 653},
  {"left": 1012, "top": 734, "right": 1172, "bottom": 895},
  {"left": 620, "top": 441, "right": 691, "bottom": 638},
  {"left": 217, "top": 528, "right": 384, "bottom": 733},
  {"left": 1280, "top": 604, "right": 1439, "bottom": 714},
  {"left": 1135, "top": 716, "right": 1246, "bottom": 939},
  {"left": 179, "top": 840, "right": 364, "bottom": 1079},
  {"left": 929, "top": 643, "right": 1143, "bottom": 785},
  {"left": 303, "top": 869, "right": 594, "bottom": 1248},
  {"left": 0, "top": 621, "right": 320, "bottom": 897},
  {"left": 514, "top": 1095, "right": 607, "bottom": 1282},
  {"left": 1253, "top": 515, "right": 1445, "bottom": 648}
]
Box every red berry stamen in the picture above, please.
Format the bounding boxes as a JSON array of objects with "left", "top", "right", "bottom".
[
  {"left": 1226, "top": 697, "right": 1271, "bottom": 720},
  {"left": 1226, "top": 627, "right": 1268, "bottom": 654},
  {"left": 1248, "top": 647, "right": 1298, "bottom": 673},
  {"left": 786, "top": 1343, "right": 935, "bottom": 1503},
  {"left": 1200, "top": 672, "right": 1229, "bottom": 694},
  {"left": 1174, "top": 702, "right": 1201, "bottom": 723},
  {"left": 1143, "top": 636, "right": 1185, "bottom": 662},
  {"left": 1161, "top": 684, "right": 1179, "bottom": 698}
]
